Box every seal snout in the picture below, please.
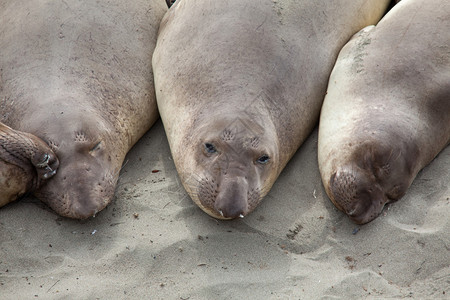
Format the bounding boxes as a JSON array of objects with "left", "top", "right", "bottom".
[
  {"left": 330, "top": 168, "right": 387, "bottom": 224},
  {"left": 34, "top": 155, "right": 117, "bottom": 219},
  {"left": 214, "top": 175, "right": 249, "bottom": 219}
]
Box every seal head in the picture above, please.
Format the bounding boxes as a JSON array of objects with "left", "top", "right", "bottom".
[
  {"left": 328, "top": 138, "right": 419, "bottom": 224},
  {"left": 180, "top": 115, "right": 278, "bottom": 219},
  {"left": 33, "top": 111, "right": 120, "bottom": 219}
]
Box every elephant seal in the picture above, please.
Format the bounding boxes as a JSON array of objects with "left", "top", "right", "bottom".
[
  {"left": 153, "top": 0, "right": 390, "bottom": 219},
  {"left": 0, "top": 0, "right": 167, "bottom": 218},
  {"left": 318, "top": 0, "right": 450, "bottom": 224},
  {"left": 0, "top": 122, "right": 59, "bottom": 207}
]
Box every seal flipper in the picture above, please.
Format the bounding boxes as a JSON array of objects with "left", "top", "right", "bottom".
[{"left": 0, "top": 122, "right": 59, "bottom": 206}]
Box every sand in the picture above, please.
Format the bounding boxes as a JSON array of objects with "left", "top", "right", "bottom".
[{"left": 0, "top": 120, "right": 448, "bottom": 299}]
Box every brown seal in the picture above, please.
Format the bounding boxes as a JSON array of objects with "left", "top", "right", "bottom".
[
  {"left": 0, "top": 122, "right": 59, "bottom": 207},
  {"left": 0, "top": 0, "right": 167, "bottom": 218},
  {"left": 318, "top": 0, "right": 450, "bottom": 224},
  {"left": 153, "top": 0, "right": 390, "bottom": 219}
]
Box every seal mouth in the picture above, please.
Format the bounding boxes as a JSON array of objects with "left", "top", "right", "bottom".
[
  {"left": 192, "top": 173, "right": 267, "bottom": 219},
  {"left": 218, "top": 210, "right": 245, "bottom": 218}
]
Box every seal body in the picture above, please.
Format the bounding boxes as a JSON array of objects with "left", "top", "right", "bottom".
[
  {"left": 318, "top": 0, "right": 450, "bottom": 224},
  {"left": 0, "top": 0, "right": 167, "bottom": 218},
  {"left": 153, "top": 0, "right": 390, "bottom": 219}
]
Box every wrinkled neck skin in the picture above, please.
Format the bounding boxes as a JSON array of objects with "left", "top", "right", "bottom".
[{"left": 172, "top": 111, "right": 280, "bottom": 219}]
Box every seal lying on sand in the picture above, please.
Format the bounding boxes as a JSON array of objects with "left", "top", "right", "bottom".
[
  {"left": 0, "top": 123, "right": 59, "bottom": 207},
  {"left": 0, "top": 0, "right": 167, "bottom": 218},
  {"left": 318, "top": 0, "right": 450, "bottom": 224},
  {"left": 153, "top": 0, "right": 390, "bottom": 219}
]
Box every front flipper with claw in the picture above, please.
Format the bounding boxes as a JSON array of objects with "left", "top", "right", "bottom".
[{"left": 0, "top": 122, "right": 59, "bottom": 206}]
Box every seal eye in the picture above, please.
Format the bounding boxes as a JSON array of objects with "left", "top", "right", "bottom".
[
  {"left": 257, "top": 155, "right": 270, "bottom": 164},
  {"left": 90, "top": 141, "right": 102, "bottom": 152},
  {"left": 204, "top": 143, "right": 217, "bottom": 154}
]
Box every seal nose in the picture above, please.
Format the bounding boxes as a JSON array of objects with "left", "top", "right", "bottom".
[
  {"left": 330, "top": 168, "right": 387, "bottom": 224},
  {"left": 214, "top": 176, "right": 248, "bottom": 219}
]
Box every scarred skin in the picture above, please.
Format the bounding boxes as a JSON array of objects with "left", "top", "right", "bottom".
[
  {"left": 153, "top": 0, "right": 390, "bottom": 219},
  {"left": 0, "top": 122, "right": 59, "bottom": 206},
  {"left": 318, "top": 0, "right": 450, "bottom": 224},
  {"left": 0, "top": 0, "right": 167, "bottom": 218}
]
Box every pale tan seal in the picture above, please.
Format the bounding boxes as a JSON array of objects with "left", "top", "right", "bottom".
[
  {"left": 0, "top": 0, "right": 167, "bottom": 218},
  {"left": 153, "top": 0, "right": 390, "bottom": 219},
  {"left": 318, "top": 0, "right": 450, "bottom": 224}
]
